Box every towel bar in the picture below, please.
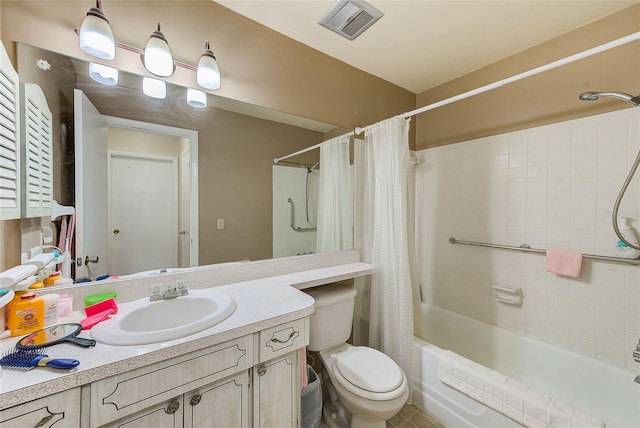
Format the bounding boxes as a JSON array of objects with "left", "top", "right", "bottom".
[{"left": 449, "top": 237, "right": 640, "bottom": 265}]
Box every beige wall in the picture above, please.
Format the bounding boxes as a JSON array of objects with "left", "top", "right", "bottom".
[{"left": 415, "top": 4, "right": 640, "bottom": 150}]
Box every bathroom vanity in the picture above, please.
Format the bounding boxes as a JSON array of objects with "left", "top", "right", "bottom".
[{"left": 0, "top": 257, "right": 371, "bottom": 427}]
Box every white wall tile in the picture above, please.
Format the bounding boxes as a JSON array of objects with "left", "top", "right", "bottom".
[{"left": 416, "top": 108, "right": 640, "bottom": 371}]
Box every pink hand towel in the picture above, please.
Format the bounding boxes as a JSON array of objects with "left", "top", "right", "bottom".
[{"left": 546, "top": 250, "right": 582, "bottom": 278}]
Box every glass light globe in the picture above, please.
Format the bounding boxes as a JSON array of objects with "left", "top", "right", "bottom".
[
  {"left": 142, "top": 77, "right": 166, "bottom": 99},
  {"left": 78, "top": 2, "right": 115, "bottom": 60},
  {"left": 197, "top": 41, "right": 221, "bottom": 90}
]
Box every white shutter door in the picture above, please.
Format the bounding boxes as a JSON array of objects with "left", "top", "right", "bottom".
[
  {"left": 21, "top": 83, "right": 52, "bottom": 218},
  {"left": 0, "top": 40, "right": 20, "bottom": 220}
]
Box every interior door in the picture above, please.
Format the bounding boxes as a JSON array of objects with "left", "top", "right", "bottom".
[
  {"left": 109, "top": 152, "right": 178, "bottom": 275},
  {"left": 74, "top": 89, "right": 108, "bottom": 280}
]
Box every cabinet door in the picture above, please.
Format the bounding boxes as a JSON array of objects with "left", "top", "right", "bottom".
[
  {"left": 91, "top": 335, "right": 252, "bottom": 427},
  {"left": 184, "top": 371, "right": 249, "bottom": 428},
  {"left": 0, "top": 387, "right": 80, "bottom": 428},
  {"left": 253, "top": 351, "right": 300, "bottom": 428},
  {"left": 103, "top": 397, "right": 184, "bottom": 428}
]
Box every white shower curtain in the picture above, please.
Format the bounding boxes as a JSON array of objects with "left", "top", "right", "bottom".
[
  {"left": 316, "top": 134, "right": 353, "bottom": 253},
  {"left": 361, "top": 115, "right": 414, "bottom": 401}
]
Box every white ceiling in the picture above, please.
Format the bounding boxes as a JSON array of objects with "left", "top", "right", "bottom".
[{"left": 216, "top": 0, "right": 637, "bottom": 94}]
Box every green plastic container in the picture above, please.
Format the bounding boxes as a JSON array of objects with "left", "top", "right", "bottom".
[{"left": 84, "top": 292, "right": 117, "bottom": 307}]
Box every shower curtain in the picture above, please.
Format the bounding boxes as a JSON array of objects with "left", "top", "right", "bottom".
[
  {"left": 316, "top": 134, "right": 352, "bottom": 253},
  {"left": 360, "top": 115, "right": 414, "bottom": 401}
]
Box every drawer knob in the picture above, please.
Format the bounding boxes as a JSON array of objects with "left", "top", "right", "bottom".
[
  {"left": 164, "top": 400, "right": 180, "bottom": 414},
  {"left": 190, "top": 394, "right": 202, "bottom": 406},
  {"left": 258, "top": 365, "right": 268, "bottom": 376}
]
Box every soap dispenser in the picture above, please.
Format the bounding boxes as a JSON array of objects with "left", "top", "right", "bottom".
[{"left": 616, "top": 216, "right": 640, "bottom": 259}]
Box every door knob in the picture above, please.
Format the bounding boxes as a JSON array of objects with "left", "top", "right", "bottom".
[
  {"left": 257, "top": 365, "right": 267, "bottom": 376},
  {"left": 84, "top": 256, "right": 99, "bottom": 265},
  {"left": 164, "top": 400, "right": 180, "bottom": 414}
]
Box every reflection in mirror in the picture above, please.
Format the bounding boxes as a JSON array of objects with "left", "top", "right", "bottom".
[
  {"left": 16, "top": 43, "right": 351, "bottom": 287},
  {"left": 16, "top": 323, "right": 96, "bottom": 349}
]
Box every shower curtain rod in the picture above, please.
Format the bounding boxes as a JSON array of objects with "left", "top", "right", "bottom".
[{"left": 274, "top": 31, "right": 640, "bottom": 164}]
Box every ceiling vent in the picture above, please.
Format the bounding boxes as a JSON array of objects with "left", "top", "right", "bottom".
[{"left": 318, "top": 0, "right": 384, "bottom": 41}]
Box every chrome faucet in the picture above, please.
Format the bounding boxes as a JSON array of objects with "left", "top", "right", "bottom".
[
  {"left": 634, "top": 340, "right": 640, "bottom": 364},
  {"left": 150, "top": 280, "right": 189, "bottom": 301}
]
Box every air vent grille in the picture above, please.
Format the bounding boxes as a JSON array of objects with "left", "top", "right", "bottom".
[{"left": 318, "top": 0, "right": 384, "bottom": 41}]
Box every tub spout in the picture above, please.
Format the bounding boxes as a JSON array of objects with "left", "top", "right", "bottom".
[{"left": 635, "top": 375, "right": 640, "bottom": 385}]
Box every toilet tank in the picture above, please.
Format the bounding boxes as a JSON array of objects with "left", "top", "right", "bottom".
[{"left": 304, "top": 283, "right": 357, "bottom": 352}]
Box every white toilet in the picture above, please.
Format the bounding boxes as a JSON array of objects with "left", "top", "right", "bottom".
[{"left": 304, "top": 283, "right": 409, "bottom": 428}]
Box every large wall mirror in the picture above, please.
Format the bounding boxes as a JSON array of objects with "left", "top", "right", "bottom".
[{"left": 17, "top": 42, "right": 352, "bottom": 285}]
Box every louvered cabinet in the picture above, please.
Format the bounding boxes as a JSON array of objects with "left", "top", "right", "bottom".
[
  {"left": 20, "top": 82, "right": 53, "bottom": 218},
  {"left": 0, "top": 40, "right": 20, "bottom": 220}
]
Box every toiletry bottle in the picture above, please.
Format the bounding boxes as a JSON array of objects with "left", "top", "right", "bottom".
[
  {"left": 43, "top": 272, "right": 61, "bottom": 286},
  {"left": 43, "top": 294, "right": 60, "bottom": 326},
  {"left": 616, "top": 216, "right": 640, "bottom": 259},
  {"left": 7, "top": 291, "right": 44, "bottom": 336}
]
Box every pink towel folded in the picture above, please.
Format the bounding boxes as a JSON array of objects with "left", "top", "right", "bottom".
[{"left": 546, "top": 250, "right": 583, "bottom": 278}]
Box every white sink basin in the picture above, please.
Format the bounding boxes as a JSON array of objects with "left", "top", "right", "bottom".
[{"left": 91, "top": 289, "right": 236, "bottom": 346}]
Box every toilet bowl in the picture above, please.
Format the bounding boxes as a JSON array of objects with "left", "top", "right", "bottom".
[
  {"left": 304, "top": 283, "right": 409, "bottom": 428},
  {"left": 319, "top": 343, "right": 409, "bottom": 427}
]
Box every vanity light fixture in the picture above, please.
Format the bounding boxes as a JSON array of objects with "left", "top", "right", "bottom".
[
  {"left": 197, "top": 41, "right": 221, "bottom": 90},
  {"left": 89, "top": 62, "right": 118, "bottom": 86},
  {"left": 76, "top": 3, "right": 222, "bottom": 93},
  {"left": 142, "top": 77, "right": 166, "bottom": 99},
  {"left": 187, "top": 88, "right": 207, "bottom": 108},
  {"left": 142, "top": 23, "right": 175, "bottom": 77},
  {"left": 78, "top": 0, "right": 115, "bottom": 60}
]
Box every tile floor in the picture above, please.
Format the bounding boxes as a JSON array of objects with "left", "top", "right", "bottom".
[{"left": 386, "top": 403, "right": 448, "bottom": 428}]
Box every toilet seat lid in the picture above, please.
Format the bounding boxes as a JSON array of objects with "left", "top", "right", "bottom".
[{"left": 334, "top": 347, "right": 404, "bottom": 393}]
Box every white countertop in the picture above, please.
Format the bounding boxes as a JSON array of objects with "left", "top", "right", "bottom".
[{"left": 0, "top": 261, "right": 372, "bottom": 410}]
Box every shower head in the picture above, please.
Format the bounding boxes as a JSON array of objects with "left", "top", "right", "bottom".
[{"left": 579, "top": 91, "right": 640, "bottom": 106}]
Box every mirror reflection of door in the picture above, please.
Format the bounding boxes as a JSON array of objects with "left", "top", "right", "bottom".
[
  {"left": 74, "top": 89, "right": 198, "bottom": 279},
  {"left": 179, "top": 148, "right": 191, "bottom": 268},
  {"left": 74, "top": 89, "right": 108, "bottom": 280},
  {"left": 109, "top": 150, "right": 178, "bottom": 276}
]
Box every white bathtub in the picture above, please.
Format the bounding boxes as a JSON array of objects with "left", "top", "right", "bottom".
[{"left": 412, "top": 305, "right": 640, "bottom": 428}]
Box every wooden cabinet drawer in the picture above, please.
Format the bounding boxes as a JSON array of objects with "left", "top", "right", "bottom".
[
  {"left": 258, "top": 318, "right": 308, "bottom": 363},
  {"left": 90, "top": 335, "right": 252, "bottom": 427},
  {"left": 0, "top": 387, "right": 80, "bottom": 428}
]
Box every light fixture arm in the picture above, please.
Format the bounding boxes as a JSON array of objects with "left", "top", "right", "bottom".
[
  {"left": 87, "top": 0, "right": 109, "bottom": 22},
  {"left": 202, "top": 40, "right": 216, "bottom": 60},
  {"left": 150, "top": 22, "right": 168, "bottom": 44},
  {"left": 114, "top": 41, "right": 196, "bottom": 71}
]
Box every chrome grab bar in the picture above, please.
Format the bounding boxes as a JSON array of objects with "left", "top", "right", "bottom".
[
  {"left": 449, "top": 237, "right": 640, "bottom": 265},
  {"left": 287, "top": 198, "right": 316, "bottom": 232}
]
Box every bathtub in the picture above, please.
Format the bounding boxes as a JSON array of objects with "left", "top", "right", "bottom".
[{"left": 412, "top": 305, "right": 640, "bottom": 428}]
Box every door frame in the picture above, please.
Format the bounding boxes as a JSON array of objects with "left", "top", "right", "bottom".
[{"left": 103, "top": 115, "right": 199, "bottom": 267}]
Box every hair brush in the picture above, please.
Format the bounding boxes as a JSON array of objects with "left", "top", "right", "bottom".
[{"left": 0, "top": 349, "right": 79, "bottom": 370}]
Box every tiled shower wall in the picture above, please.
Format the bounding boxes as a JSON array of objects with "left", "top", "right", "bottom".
[{"left": 415, "top": 107, "right": 640, "bottom": 370}]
